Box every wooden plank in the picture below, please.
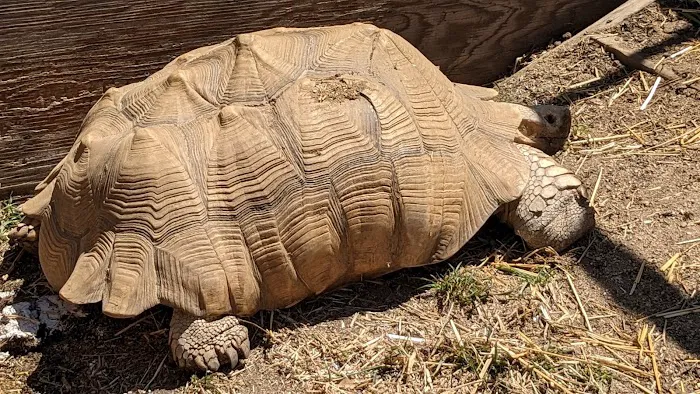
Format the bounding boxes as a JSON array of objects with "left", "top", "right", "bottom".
[
  {"left": 581, "top": 0, "right": 656, "bottom": 34},
  {"left": 0, "top": 0, "right": 626, "bottom": 197}
]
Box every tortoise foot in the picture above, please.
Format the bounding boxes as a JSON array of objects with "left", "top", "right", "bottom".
[
  {"left": 7, "top": 218, "right": 40, "bottom": 253},
  {"left": 169, "top": 310, "right": 250, "bottom": 372}
]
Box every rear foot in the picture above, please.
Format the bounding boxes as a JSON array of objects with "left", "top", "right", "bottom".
[
  {"left": 169, "top": 310, "right": 250, "bottom": 372},
  {"left": 7, "top": 218, "right": 40, "bottom": 253}
]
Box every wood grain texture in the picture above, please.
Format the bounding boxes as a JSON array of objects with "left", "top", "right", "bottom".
[
  {"left": 26, "top": 23, "right": 544, "bottom": 318},
  {"left": 0, "top": 0, "right": 626, "bottom": 197}
]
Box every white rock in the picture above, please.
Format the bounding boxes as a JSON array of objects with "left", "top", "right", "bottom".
[
  {"left": 0, "top": 295, "right": 82, "bottom": 350},
  {"left": 36, "top": 295, "right": 76, "bottom": 331},
  {"left": 0, "top": 289, "right": 16, "bottom": 307},
  {"left": 0, "top": 301, "right": 39, "bottom": 348}
]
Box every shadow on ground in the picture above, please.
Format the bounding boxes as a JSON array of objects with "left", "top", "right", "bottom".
[{"left": 1, "top": 219, "right": 696, "bottom": 393}]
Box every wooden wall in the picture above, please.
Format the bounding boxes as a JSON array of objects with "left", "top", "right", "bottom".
[{"left": 0, "top": 0, "right": 625, "bottom": 197}]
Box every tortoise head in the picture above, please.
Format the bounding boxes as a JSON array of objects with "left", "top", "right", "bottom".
[
  {"left": 496, "top": 103, "right": 594, "bottom": 252},
  {"left": 514, "top": 105, "right": 572, "bottom": 155}
]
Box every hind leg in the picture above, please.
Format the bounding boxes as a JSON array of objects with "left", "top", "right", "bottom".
[
  {"left": 499, "top": 146, "right": 595, "bottom": 252},
  {"left": 169, "top": 310, "right": 250, "bottom": 372},
  {"left": 7, "top": 217, "right": 40, "bottom": 253},
  {"left": 7, "top": 179, "right": 55, "bottom": 253}
]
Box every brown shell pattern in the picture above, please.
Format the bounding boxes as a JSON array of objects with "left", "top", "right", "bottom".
[{"left": 31, "top": 23, "right": 530, "bottom": 318}]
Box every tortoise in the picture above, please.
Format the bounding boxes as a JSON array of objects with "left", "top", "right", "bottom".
[{"left": 9, "top": 23, "right": 594, "bottom": 372}]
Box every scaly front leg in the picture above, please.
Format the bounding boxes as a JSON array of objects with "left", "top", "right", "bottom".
[
  {"left": 499, "top": 146, "right": 595, "bottom": 252},
  {"left": 169, "top": 310, "right": 250, "bottom": 371}
]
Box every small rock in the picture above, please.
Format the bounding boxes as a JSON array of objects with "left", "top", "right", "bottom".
[
  {"left": 0, "top": 290, "right": 16, "bottom": 307},
  {"left": 0, "top": 301, "right": 40, "bottom": 349},
  {"left": 663, "top": 20, "right": 691, "bottom": 34}
]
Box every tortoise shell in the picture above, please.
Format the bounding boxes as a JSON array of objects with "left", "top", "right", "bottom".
[{"left": 25, "top": 23, "right": 531, "bottom": 318}]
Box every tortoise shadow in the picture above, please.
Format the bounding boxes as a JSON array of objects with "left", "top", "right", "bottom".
[
  {"left": 3, "top": 240, "right": 440, "bottom": 393},
  {"left": 575, "top": 229, "right": 699, "bottom": 356},
  {"left": 262, "top": 224, "right": 700, "bottom": 356},
  {"left": 2, "top": 220, "right": 695, "bottom": 393}
]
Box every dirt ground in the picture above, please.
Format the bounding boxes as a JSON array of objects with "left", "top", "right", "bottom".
[{"left": 1, "top": 1, "right": 699, "bottom": 393}]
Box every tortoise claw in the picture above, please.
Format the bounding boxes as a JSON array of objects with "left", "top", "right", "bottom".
[
  {"left": 169, "top": 311, "right": 250, "bottom": 372},
  {"left": 7, "top": 218, "right": 40, "bottom": 254}
]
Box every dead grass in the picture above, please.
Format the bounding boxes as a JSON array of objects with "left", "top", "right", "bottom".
[{"left": 428, "top": 264, "right": 491, "bottom": 311}]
